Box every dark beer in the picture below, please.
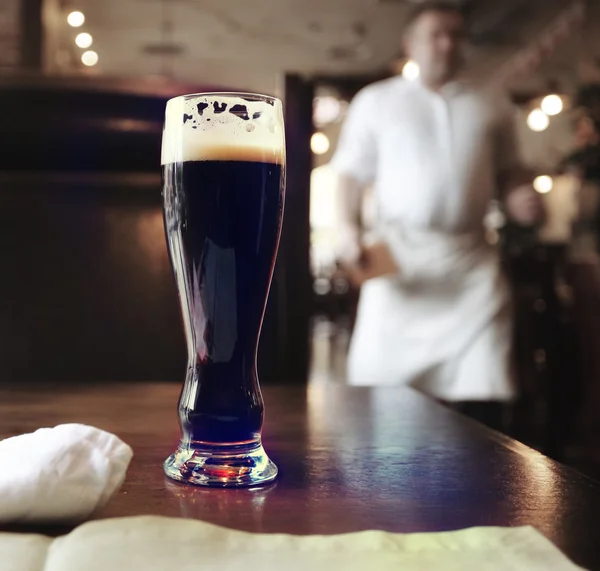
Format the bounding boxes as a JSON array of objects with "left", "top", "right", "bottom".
[
  {"left": 162, "top": 155, "right": 284, "bottom": 444},
  {"left": 162, "top": 93, "right": 283, "bottom": 486}
]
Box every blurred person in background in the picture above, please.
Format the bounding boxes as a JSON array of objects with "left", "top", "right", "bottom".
[
  {"left": 565, "top": 111, "right": 600, "bottom": 256},
  {"left": 332, "top": 1, "right": 544, "bottom": 428},
  {"left": 561, "top": 111, "right": 600, "bottom": 464}
]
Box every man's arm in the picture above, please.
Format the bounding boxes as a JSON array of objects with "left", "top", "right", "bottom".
[{"left": 330, "top": 87, "right": 378, "bottom": 267}]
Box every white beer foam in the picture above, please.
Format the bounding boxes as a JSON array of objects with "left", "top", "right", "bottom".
[{"left": 161, "top": 94, "right": 285, "bottom": 165}]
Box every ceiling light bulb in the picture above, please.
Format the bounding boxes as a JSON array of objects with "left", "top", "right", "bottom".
[
  {"left": 81, "top": 50, "right": 98, "bottom": 67},
  {"left": 534, "top": 175, "right": 553, "bottom": 194},
  {"left": 527, "top": 109, "right": 549, "bottom": 132},
  {"left": 67, "top": 11, "right": 85, "bottom": 27},
  {"left": 402, "top": 60, "right": 420, "bottom": 81},
  {"left": 541, "top": 94, "right": 563, "bottom": 116},
  {"left": 311, "top": 132, "right": 330, "bottom": 155},
  {"left": 75, "top": 32, "right": 93, "bottom": 48}
]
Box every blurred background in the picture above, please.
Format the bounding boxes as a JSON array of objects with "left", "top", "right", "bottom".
[{"left": 3, "top": 0, "right": 600, "bottom": 475}]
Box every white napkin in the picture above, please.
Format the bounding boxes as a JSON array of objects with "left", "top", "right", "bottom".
[
  {"left": 0, "top": 516, "right": 585, "bottom": 571},
  {"left": 0, "top": 424, "right": 132, "bottom": 524}
]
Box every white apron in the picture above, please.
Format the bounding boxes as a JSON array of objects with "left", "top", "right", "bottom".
[{"left": 347, "top": 225, "right": 515, "bottom": 402}]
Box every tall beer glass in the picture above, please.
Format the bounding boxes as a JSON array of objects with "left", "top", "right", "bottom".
[{"left": 161, "top": 93, "right": 284, "bottom": 487}]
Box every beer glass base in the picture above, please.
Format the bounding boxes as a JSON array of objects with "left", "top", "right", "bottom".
[{"left": 163, "top": 440, "right": 278, "bottom": 487}]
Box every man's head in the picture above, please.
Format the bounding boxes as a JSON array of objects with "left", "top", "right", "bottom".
[{"left": 403, "top": 1, "right": 467, "bottom": 88}]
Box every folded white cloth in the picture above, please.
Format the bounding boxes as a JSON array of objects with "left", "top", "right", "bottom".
[
  {"left": 0, "top": 516, "right": 585, "bottom": 571},
  {"left": 0, "top": 424, "right": 132, "bottom": 524}
]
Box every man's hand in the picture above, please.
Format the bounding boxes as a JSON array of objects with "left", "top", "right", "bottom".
[
  {"left": 341, "top": 242, "right": 399, "bottom": 288},
  {"left": 504, "top": 183, "right": 545, "bottom": 227},
  {"left": 335, "top": 225, "right": 362, "bottom": 266}
]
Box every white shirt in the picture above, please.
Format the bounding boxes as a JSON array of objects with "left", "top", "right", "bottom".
[
  {"left": 330, "top": 76, "right": 518, "bottom": 401},
  {"left": 332, "top": 76, "right": 520, "bottom": 234}
]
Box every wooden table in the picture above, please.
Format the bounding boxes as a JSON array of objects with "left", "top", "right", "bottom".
[{"left": 2, "top": 382, "right": 600, "bottom": 570}]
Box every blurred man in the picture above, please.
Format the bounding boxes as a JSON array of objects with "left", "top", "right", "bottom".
[{"left": 332, "top": 1, "right": 543, "bottom": 426}]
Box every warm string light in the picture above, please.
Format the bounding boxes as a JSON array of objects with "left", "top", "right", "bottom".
[
  {"left": 534, "top": 175, "right": 554, "bottom": 194},
  {"left": 402, "top": 60, "right": 420, "bottom": 81},
  {"left": 75, "top": 32, "right": 93, "bottom": 48},
  {"left": 527, "top": 109, "right": 549, "bottom": 132},
  {"left": 67, "top": 11, "right": 85, "bottom": 27},
  {"left": 527, "top": 94, "right": 564, "bottom": 132},
  {"left": 541, "top": 94, "right": 563, "bottom": 116},
  {"left": 68, "top": 11, "right": 99, "bottom": 67},
  {"left": 81, "top": 50, "right": 99, "bottom": 67},
  {"left": 311, "top": 133, "right": 330, "bottom": 155}
]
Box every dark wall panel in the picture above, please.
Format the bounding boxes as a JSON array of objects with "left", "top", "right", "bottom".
[{"left": 0, "top": 179, "right": 186, "bottom": 382}]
